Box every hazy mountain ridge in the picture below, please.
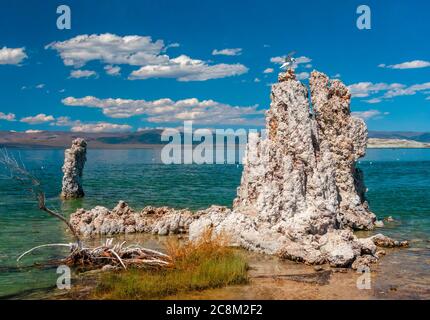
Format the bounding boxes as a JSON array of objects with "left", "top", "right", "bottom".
[{"left": 1, "top": 130, "right": 429, "bottom": 148}]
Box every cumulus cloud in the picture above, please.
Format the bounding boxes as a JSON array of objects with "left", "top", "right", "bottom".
[
  {"left": 349, "top": 81, "right": 430, "bottom": 102},
  {"left": 70, "top": 122, "right": 132, "bottom": 133},
  {"left": 352, "top": 110, "right": 389, "bottom": 120},
  {"left": 25, "top": 130, "right": 44, "bottom": 133},
  {"left": 0, "top": 112, "right": 16, "bottom": 121},
  {"left": 46, "top": 33, "right": 248, "bottom": 81},
  {"left": 0, "top": 47, "right": 27, "bottom": 65},
  {"left": 62, "top": 96, "right": 264, "bottom": 126},
  {"left": 379, "top": 60, "right": 430, "bottom": 70},
  {"left": 46, "top": 33, "right": 165, "bottom": 67},
  {"left": 296, "top": 72, "right": 310, "bottom": 81},
  {"left": 364, "top": 98, "right": 382, "bottom": 104},
  {"left": 347, "top": 82, "right": 405, "bottom": 98},
  {"left": 49, "top": 116, "right": 132, "bottom": 133},
  {"left": 104, "top": 65, "right": 121, "bottom": 76},
  {"left": 49, "top": 116, "right": 81, "bottom": 127},
  {"left": 69, "top": 69, "right": 98, "bottom": 79},
  {"left": 384, "top": 82, "right": 430, "bottom": 98},
  {"left": 20, "top": 113, "right": 55, "bottom": 124},
  {"left": 263, "top": 68, "right": 274, "bottom": 74},
  {"left": 36, "top": 83, "right": 45, "bottom": 89},
  {"left": 129, "top": 55, "right": 248, "bottom": 81},
  {"left": 212, "top": 48, "right": 242, "bottom": 56}
]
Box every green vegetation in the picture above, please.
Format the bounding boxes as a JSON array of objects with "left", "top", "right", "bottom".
[{"left": 93, "top": 232, "right": 248, "bottom": 299}]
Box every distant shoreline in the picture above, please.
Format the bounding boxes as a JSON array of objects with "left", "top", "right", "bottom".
[
  {"left": 1, "top": 144, "right": 430, "bottom": 150},
  {"left": 1, "top": 130, "right": 429, "bottom": 150}
]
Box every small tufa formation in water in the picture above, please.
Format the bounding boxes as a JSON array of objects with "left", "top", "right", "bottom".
[{"left": 61, "top": 138, "right": 87, "bottom": 200}]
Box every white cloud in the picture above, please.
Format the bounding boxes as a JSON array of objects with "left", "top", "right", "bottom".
[
  {"left": 129, "top": 55, "right": 248, "bottom": 81},
  {"left": 25, "top": 130, "right": 44, "bottom": 133},
  {"left": 70, "top": 122, "right": 132, "bottom": 133},
  {"left": 49, "top": 116, "right": 133, "bottom": 133},
  {"left": 163, "top": 43, "right": 180, "bottom": 51},
  {"left": 50, "top": 116, "right": 81, "bottom": 127},
  {"left": 46, "top": 33, "right": 166, "bottom": 67},
  {"left": 62, "top": 96, "right": 264, "bottom": 126},
  {"left": 350, "top": 80, "right": 430, "bottom": 102},
  {"left": 333, "top": 73, "right": 341, "bottom": 78},
  {"left": 296, "top": 72, "right": 309, "bottom": 81},
  {"left": 0, "top": 112, "right": 16, "bottom": 121},
  {"left": 364, "top": 98, "right": 382, "bottom": 104},
  {"left": 352, "top": 110, "right": 389, "bottom": 120},
  {"left": 20, "top": 113, "right": 55, "bottom": 124},
  {"left": 379, "top": 60, "right": 430, "bottom": 70},
  {"left": 104, "top": 65, "right": 121, "bottom": 76},
  {"left": 36, "top": 83, "right": 45, "bottom": 89},
  {"left": 212, "top": 48, "right": 242, "bottom": 56},
  {"left": 263, "top": 68, "right": 274, "bottom": 74},
  {"left": 347, "top": 82, "right": 405, "bottom": 98},
  {"left": 0, "top": 47, "right": 27, "bottom": 65},
  {"left": 69, "top": 69, "right": 98, "bottom": 79},
  {"left": 46, "top": 33, "right": 248, "bottom": 81},
  {"left": 254, "top": 78, "right": 261, "bottom": 83},
  {"left": 384, "top": 82, "right": 430, "bottom": 98}
]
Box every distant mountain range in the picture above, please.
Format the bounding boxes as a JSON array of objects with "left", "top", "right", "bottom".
[
  {"left": 0, "top": 130, "right": 429, "bottom": 149},
  {"left": 368, "top": 131, "right": 430, "bottom": 143}
]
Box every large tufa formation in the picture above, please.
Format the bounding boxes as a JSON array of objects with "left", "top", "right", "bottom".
[
  {"left": 61, "top": 138, "right": 87, "bottom": 199},
  {"left": 189, "top": 70, "right": 400, "bottom": 267},
  {"left": 233, "top": 70, "right": 375, "bottom": 230}
]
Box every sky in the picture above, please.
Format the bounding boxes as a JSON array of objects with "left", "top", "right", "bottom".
[{"left": 0, "top": 0, "right": 429, "bottom": 133}]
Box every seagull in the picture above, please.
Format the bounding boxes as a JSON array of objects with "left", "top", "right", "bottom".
[{"left": 280, "top": 51, "right": 297, "bottom": 70}]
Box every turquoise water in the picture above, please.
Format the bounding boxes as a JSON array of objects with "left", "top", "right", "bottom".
[{"left": 0, "top": 148, "right": 429, "bottom": 298}]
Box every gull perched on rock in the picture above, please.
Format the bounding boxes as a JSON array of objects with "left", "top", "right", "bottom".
[{"left": 280, "top": 51, "right": 297, "bottom": 70}]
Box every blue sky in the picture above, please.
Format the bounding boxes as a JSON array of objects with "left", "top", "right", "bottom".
[{"left": 0, "top": 0, "right": 429, "bottom": 133}]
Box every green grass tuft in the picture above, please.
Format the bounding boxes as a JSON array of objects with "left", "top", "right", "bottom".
[{"left": 93, "top": 232, "right": 248, "bottom": 299}]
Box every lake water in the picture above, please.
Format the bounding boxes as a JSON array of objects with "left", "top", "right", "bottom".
[{"left": 0, "top": 148, "right": 429, "bottom": 298}]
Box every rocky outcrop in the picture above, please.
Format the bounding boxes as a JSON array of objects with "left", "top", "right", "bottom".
[
  {"left": 188, "top": 70, "right": 404, "bottom": 267},
  {"left": 70, "top": 200, "right": 205, "bottom": 236},
  {"left": 61, "top": 138, "right": 87, "bottom": 199}
]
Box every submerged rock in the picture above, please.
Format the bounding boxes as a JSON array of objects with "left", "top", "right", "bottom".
[{"left": 61, "top": 138, "right": 87, "bottom": 199}]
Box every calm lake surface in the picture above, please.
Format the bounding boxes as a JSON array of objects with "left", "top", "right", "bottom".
[{"left": 0, "top": 148, "right": 429, "bottom": 298}]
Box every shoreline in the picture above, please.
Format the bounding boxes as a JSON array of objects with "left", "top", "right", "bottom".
[{"left": 6, "top": 235, "right": 428, "bottom": 300}]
